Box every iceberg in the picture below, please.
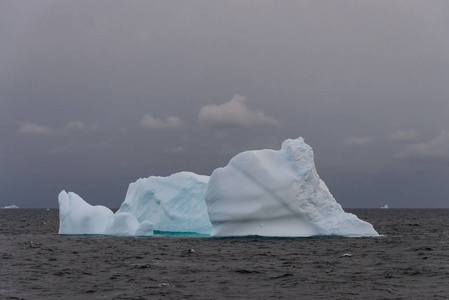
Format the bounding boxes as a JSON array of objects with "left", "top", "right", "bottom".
[
  {"left": 117, "top": 172, "right": 212, "bottom": 234},
  {"left": 205, "top": 137, "right": 379, "bottom": 237},
  {"left": 381, "top": 204, "right": 389, "bottom": 209},
  {"left": 1, "top": 205, "right": 19, "bottom": 209},
  {"left": 58, "top": 191, "right": 152, "bottom": 236},
  {"left": 58, "top": 137, "right": 378, "bottom": 238}
]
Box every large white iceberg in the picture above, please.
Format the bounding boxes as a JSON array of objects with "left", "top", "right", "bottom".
[
  {"left": 117, "top": 172, "right": 212, "bottom": 234},
  {"left": 58, "top": 191, "right": 153, "bottom": 236},
  {"left": 205, "top": 137, "right": 379, "bottom": 237},
  {"left": 58, "top": 138, "right": 378, "bottom": 238}
]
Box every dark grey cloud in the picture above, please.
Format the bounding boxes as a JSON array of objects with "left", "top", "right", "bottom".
[
  {"left": 395, "top": 130, "right": 449, "bottom": 162},
  {"left": 1, "top": 1, "right": 448, "bottom": 208}
]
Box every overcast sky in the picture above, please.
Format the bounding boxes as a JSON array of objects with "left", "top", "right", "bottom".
[{"left": 1, "top": 1, "right": 448, "bottom": 208}]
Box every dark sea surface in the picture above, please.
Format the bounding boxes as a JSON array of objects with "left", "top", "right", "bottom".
[{"left": 1, "top": 208, "right": 448, "bottom": 299}]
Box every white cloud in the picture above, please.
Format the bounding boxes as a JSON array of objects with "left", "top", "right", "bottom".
[
  {"left": 343, "top": 136, "right": 375, "bottom": 147},
  {"left": 396, "top": 130, "right": 449, "bottom": 159},
  {"left": 18, "top": 120, "right": 87, "bottom": 135},
  {"left": 198, "top": 95, "right": 279, "bottom": 128},
  {"left": 141, "top": 114, "right": 184, "bottom": 129},
  {"left": 18, "top": 122, "right": 53, "bottom": 134},
  {"left": 390, "top": 130, "right": 419, "bottom": 142},
  {"left": 65, "top": 120, "right": 85, "bottom": 130}
]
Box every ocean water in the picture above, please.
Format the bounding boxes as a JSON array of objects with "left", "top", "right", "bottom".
[{"left": 1, "top": 208, "right": 448, "bottom": 299}]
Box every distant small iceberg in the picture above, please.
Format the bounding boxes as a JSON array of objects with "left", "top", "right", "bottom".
[
  {"left": 380, "top": 204, "right": 389, "bottom": 209},
  {"left": 1, "top": 205, "right": 19, "bottom": 209}
]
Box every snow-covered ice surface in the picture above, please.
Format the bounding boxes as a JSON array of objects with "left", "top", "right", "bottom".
[
  {"left": 205, "top": 137, "right": 379, "bottom": 237},
  {"left": 58, "top": 191, "right": 152, "bottom": 236},
  {"left": 117, "top": 172, "right": 212, "bottom": 234}
]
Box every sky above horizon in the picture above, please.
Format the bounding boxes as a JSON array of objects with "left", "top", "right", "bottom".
[{"left": 1, "top": 1, "right": 448, "bottom": 208}]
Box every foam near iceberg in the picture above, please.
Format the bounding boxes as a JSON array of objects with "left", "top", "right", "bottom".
[
  {"left": 205, "top": 137, "right": 379, "bottom": 237},
  {"left": 117, "top": 172, "right": 212, "bottom": 234}
]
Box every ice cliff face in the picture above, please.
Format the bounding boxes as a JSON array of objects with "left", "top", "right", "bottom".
[
  {"left": 117, "top": 172, "right": 212, "bottom": 234},
  {"left": 205, "top": 138, "right": 379, "bottom": 237}
]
